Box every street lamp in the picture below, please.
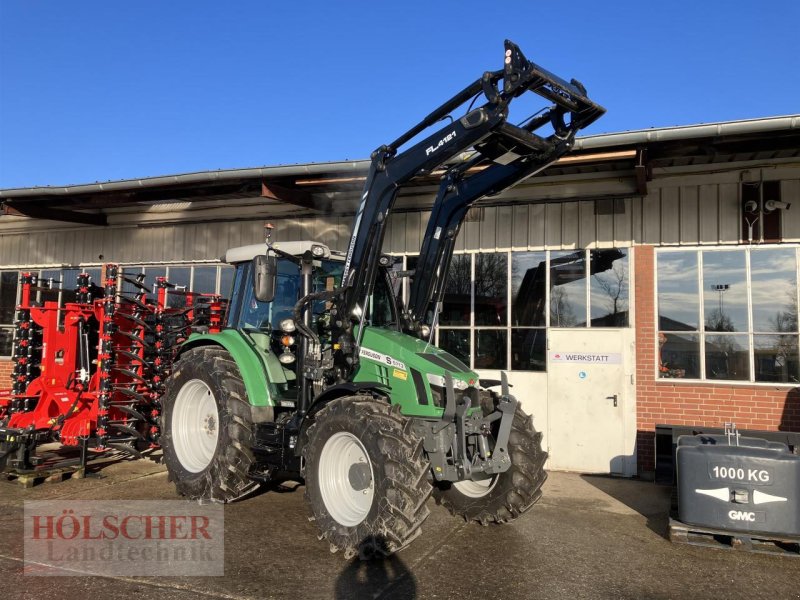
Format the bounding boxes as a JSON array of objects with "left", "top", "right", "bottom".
[{"left": 710, "top": 283, "right": 729, "bottom": 314}]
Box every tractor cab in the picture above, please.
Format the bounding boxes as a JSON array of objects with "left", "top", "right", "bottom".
[{"left": 219, "top": 241, "right": 401, "bottom": 404}]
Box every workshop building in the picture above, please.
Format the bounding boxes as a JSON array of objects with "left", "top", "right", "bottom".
[{"left": 2, "top": 115, "right": 799, "bottom": 477}]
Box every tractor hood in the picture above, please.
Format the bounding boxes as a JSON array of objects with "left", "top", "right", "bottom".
[{"left": 355, "top": 327, "right": 479, "bottom": 417}]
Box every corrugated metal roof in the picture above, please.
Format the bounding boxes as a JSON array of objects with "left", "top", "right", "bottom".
[{"left": 1, "top": 115, "right": 797, "bottom": 200}]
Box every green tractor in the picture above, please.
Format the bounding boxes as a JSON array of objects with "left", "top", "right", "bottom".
[{"left": 160, "top": 41, "right": 604, "bottom": 558}]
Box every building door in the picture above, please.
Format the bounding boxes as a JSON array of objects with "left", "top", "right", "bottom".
[{"left": 546, "top": 328, "right": 636, "bottom": 476}]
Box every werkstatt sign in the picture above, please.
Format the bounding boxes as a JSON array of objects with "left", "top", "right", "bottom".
[{"left": 550, "top": 352, "right": 622, "bottom": 364}]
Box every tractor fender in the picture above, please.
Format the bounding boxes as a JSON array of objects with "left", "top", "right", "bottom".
[
  {"left": 177, "top": 331, "right": 274, "bottom": 416},
  {"left": 297, "top": 382, "right": 391, "bottom": 454},
  {"left": 305, "top": 382, "right": 390, "bottom": 419}
]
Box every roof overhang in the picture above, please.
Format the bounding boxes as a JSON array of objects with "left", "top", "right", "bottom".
[{"left": 1, "top": 115, "right": 798, "bottom": 226}]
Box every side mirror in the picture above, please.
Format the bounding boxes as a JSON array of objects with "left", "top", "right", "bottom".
[{"left": 253, "top": 254, "right": 277, "bottom": 303}]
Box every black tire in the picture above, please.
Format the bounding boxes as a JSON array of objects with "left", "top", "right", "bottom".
[
  {"left": 433, "top": 392, "right": 547, "bottom": 525},
  {"left": 160, "top": 346, "right": 259, "bottom": 502},
  {"left": 302, "top": 395, "right": 432, "bottom": 559}
]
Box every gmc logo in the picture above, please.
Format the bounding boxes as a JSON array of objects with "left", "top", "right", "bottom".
[{"left": 728, "top": 510, "right": 756, "bottom": 522}]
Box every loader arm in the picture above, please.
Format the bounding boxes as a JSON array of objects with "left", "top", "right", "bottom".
[
  {"left": 332, "top": 40, "right": 605, "bottom": 378},
  {"left": 405, "top": 108, "right": 586, "bottom": 331}
]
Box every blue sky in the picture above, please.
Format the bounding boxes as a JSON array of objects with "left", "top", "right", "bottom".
[{"left": 0, "top": 1, "right": 797, "bottom": 189}]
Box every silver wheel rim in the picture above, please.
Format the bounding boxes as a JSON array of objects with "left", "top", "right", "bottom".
[
  {"left": 172, "top": 379, "right": 219, "bottom": 473},
  {"left": 318, "top": 432, "right": 375, "bottom": 527},
  {"left": 453, "top": 476, "right": 498, "bottom": 498}
]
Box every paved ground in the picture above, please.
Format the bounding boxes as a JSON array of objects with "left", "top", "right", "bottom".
[{"left": 1, "top": 455, "right": 798, "bottom": 600}]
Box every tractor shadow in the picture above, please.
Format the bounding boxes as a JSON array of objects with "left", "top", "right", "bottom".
[
  {"left": 245, "top": 478, "right": 304, "bottom": 500},
  {"left": 334, "top": 537, "right": 417, "bottom": 600}
]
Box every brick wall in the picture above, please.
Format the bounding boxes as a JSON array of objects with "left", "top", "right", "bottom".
[
  {"left": 0, "top": 359, "right": 12, "bottom": 388},
  {"left": 634, "top": 245, "right": 800, "bottom": 475}
]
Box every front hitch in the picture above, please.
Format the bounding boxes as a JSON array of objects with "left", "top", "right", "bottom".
[{"left": 442, "top": 371, "right": 518, "bottom": 479}]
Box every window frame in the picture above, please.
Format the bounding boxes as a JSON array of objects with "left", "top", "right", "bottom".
[
  {"left": 392, "top": 247, "right": 633, "bottom": 372},
  {"left": 655, "top": 244, "right": 800, "bottom": 386},
  {"left": 0, "top": 270, "right": 21, "bottom": 358}
]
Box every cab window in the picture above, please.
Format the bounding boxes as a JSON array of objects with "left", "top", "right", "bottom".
[{"left": 369, "top": 272, "right": 397, "bottom": 328}]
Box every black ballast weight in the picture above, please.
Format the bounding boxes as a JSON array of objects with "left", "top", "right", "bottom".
[{"left": 677, "top": 433, "right": 800, "bottom": 537}]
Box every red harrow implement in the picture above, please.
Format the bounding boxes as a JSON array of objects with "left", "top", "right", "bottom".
[{"left": 0, "top": 266, "right": 225, "bottom": 473}]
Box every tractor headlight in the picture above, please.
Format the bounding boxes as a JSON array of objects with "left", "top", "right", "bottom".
[
  {"left": 279, "top": 318, "right": 296, "bottom": 333},
  {"left": 419, "top": 324, "right": 431, "bottom": 339},
  {"left": 311, "top": 244, "right": 326, "bottom": 257},
  {"left": 278, "top": 349, "right": 296, "bottom": 365}
]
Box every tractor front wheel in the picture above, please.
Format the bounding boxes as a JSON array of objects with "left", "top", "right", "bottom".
[
  {"left": 161, "top": 346, "right": 259, "bottom": 502},
  {"left": 433, "top": 394, "right": 547, "bottom": 525},
  {"left": 302, "top": 395, "right": 431, "bottom": 559}
]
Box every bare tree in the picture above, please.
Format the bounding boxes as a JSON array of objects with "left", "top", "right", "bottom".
[
  {"left": 592, "top": 260, "right": 628, "bottom": 324},
  {"left": 550, "top": 286, "right": 577, "bottom": 327}
]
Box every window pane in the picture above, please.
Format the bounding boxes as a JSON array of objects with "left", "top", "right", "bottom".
[
  {"left": 658, "top": 332, "right": 700, "bottom": 379},
  {"left": 475, "top": 253, "right": 507, "bottom": 326},
  {"left": 512, "top": 252, "right": 547, "bottom": 326},
  {"left": 192, "top": 266, "right": 218, "bottom": 294},
  {"left": 167, "top": 267, "right": 190, "bottom": 289},
  {"left": 751, "top": 248, "right": 797, "bottom": 333},
  {"left": 657, "top": 251, "right": 698, "bottom": 331},
  {"left": 440, "top": 255, "right": 471, "bottom": 326},
  {"left": 511, "top": 328, "right": 546, "bottom": 371},
  {"left": 220, "top": 266, "right": 235, "bottom": 298},
  {"left": 1, "top": 272, "right": 19, "bottom": 325},
  {"left": 438, "top": 329, "right": 470, "bottom": 367},
  {"left": 227, "top": 263, "right": 250, "bottom": 326},
  {"left": 550, "top": 250, "right": 586, "bottom": 327},
  {"left": 121, "top": 266, "right": 145, "bottom": 296},
  {"left": 590, "top": 249, "right": 629, "bottom": 327},
  {"left": 145, "top": 267, "right": 166, "bottom": 300},
  {"left": 475, "top": 330, "right": 507, "bottom": 369},
  {"left": 167, "top": 267, "right": 191, "bottom": 308},
  {"left": 703, "top": 251, "right": 747, "bottom": 332},
  {"left": 40, "top": 269, "right": 63, "bottom": 286},
  {"left": 705, "top": 334, "right": 749, "bottom": 381},
  {"left": 237, "top": 260, "right": 298, "bottom": 330},
  {"left": 0, "top": 327, "right": 13, "bottom": 357},
  {"left": 41, "top": 269, "right": 78, "bottom": 304},
  {"left": 404, "top": 256, "right": 418, "bottom": 308},
  {"left": 369, "top": 274, "right": 394, "bottom": 327},
  {"left": 754, "top": 334, "right": 799, "bottom": 383},
  {"left": 81, "top": 268, "right": 102, "bottom": 286},
  {"left": 146, "top": 266, "right": 167, "bottom": 282}
]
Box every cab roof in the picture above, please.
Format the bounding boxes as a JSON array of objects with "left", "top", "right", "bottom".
[{"left": 224, "top": 241, "right": 336, "bottom": 264}]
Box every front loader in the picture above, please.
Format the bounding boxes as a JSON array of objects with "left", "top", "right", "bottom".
[{"left": 159, "top": 41, "right": 605, "bottom": 558}]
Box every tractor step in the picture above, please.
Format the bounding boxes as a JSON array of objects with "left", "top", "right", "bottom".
[{"left": 669, "top": 518, "right": 800, "bottom": 557}]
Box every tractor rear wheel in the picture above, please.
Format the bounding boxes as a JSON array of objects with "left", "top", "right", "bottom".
[
  {"left": 161, "top": 346, "right": 259, "bottom": 502},
  {"left": 302, "top": 395, "right": 431, "bottom": 559},
  {"left": 433, "top": 392, "right": 547, "bottom": 524}
]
